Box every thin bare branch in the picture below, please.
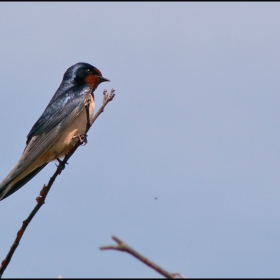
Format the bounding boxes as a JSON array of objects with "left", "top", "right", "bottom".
[
  {"left": 0, "top": 89, "right": 115, "bottom": 278},
  {"left": 91, "top": 89, "right": 115, "bottom": 125},
  {"left": 100, "top": 235, "right": 179, "bottom": 279}
]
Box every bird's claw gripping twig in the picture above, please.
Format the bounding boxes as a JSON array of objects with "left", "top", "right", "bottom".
[
  {"left": 55, "top": 158, "right": 68, "bottom": 170},
  {"left": 72, "top": 134, "right": 88, "bottom": 146},
  {"left": 84, "top": 98, "right": 91, "bottom": 109}
]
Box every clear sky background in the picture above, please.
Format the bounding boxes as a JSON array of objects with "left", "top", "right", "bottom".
[{"left": 0, "top": 2, "right": 280, "bottom": 278}]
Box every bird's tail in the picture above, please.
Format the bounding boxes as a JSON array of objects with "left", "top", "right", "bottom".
[{"left": 0, "top": 163, "right": 48, "bottom": 201}]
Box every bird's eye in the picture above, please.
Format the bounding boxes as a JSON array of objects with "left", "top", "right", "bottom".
[{"left": 86, "top": 69, "right": 91, "bottom": 73}]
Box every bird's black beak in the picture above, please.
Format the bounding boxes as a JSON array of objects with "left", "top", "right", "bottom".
[{"left": 97, "top": 76, "right": 110, "bottom": 83}]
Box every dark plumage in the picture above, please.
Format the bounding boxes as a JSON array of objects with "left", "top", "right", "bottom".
[{"left": 0, "top": 62, "right": 109, "bottom": 200}]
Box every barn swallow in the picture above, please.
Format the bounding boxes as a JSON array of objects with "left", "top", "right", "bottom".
[{"left": 0, "top": 62, "right": 109, "bottom": 200}]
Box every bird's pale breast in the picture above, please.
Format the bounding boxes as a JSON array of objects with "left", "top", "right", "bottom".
[{"left": 44, "top": 94, "right": 95, "bottom": 161}]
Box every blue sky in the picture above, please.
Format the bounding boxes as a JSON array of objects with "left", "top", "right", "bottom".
[{"left": 0, "top": 2, "right": 280, "bottom": 278}]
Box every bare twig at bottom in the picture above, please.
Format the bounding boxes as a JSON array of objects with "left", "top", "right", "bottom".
[{"left": 100, "top": 235, "right": 183, "bottom": 279}]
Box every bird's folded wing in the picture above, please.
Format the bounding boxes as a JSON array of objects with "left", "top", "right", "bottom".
[{"left": 0, "top": 86, "right": 92, "bottom": 189}]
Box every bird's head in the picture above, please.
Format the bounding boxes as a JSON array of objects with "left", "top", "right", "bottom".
[{"left": 64, "top": 62, "right": 110, "bottom": 89}]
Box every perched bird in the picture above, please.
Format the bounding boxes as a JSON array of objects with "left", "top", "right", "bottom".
[{"left": 0, "top": 62, "right": 109, "bottom": 200}]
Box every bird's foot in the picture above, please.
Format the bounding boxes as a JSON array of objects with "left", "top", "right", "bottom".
[
  {"left": 73, "top": 134, "right": 88, "bottom": 146},
  {"left": 84, "top": 98, "right": 91, "bottom": 108},
  {"left": 55, "top": 158, "right": 68, "bottom": 171}
]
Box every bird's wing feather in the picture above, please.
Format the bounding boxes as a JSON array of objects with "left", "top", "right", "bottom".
[
  {"left": 27, "top": 85, "right": 91, "bottom": 142},
  {"left": 0, "top": 85, "right": 92, "bottom": 196},
  {"left": 0, "top": 163, "right": 48, "bottom": 199}
]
